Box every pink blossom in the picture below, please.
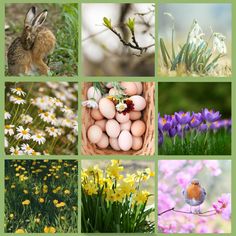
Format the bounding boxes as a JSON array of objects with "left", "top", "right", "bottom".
[
  {"left": 176, "top": 172, "right": 191, "bottom": 189},
  {"left": 203, "top": 160, "right": 222, "bottom": 176},
  {"left": 212, "top": 193, "right": 231, "bottom": 220}
]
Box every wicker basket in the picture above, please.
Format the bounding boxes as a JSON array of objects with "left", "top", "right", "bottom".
[{"left": 81, "top": 82, "right": 155, "bottom": 156}]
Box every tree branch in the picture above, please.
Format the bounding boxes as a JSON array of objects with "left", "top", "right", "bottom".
[{"left": 158, "top": 207, "right": 216, "bottom": 217}]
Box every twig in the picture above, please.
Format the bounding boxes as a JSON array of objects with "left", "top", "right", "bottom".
[{"left": 158, "top": 207, "right": 216, "bottom": 217}]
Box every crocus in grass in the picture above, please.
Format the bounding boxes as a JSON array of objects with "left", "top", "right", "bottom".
[
  {"left": 202, "top": 108, "right": 221, "bottom": 123},
  {"left": 212, "top": 193, "right": 231, "bottom": 220},
  {"left": 189, "top": 112, "right": 202, "bottom": 128},
  {"left": 158, "top": 116, "right": 171, "bottom": 131},
  {"left": 175, "top": 111, "right": 192, "bottom": 125},
  {"left": 158, "top": 128, "right": 164, "bottom": 146}
]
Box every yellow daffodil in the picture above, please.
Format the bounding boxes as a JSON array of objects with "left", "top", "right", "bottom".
[
  {"left": 44, "top": 226, "right": 56, "bottom": 233},
  {"left": 22, "top": 199, "right": 30, "bottom": 205}
]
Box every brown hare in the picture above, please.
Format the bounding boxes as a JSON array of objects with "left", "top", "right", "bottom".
[{"left": 7, "top": 6, "right": 56, "bottom": 76}]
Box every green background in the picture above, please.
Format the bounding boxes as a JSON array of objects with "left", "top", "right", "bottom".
[{"left": 0, "top": 0, "right": 234, "bottom": 235}]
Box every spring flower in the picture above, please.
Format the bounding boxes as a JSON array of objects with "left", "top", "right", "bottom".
[
  {"left": 83, "top": 182, "right": 98, "bottom": 195},
  {"left": 55, "top": 202, "right": 66, "bottom": 208},
  {"left": 158, "top": 117, "right": 171, "bottom": 131},
  {"left": 189, "top": 19, "right": 203, "bottom": 45},
  {"left": 134, "top": 190, "right": 149, "bottom": 204},
  {"left": 213, "top": 33, "right": 227, "bottom": 54},
  {"left": 175, "top": 111, "right": 192, "bottom": 125},
  {"left": 61, "top": 105, "right": 73, "bottom": 115},
  {"left": 158, "top": 128, "right": 164, "bottom": 146},
  {"left": 20, "top": 114, "right": 33, "bottom": 124},
  {"left": 116, "top": 102, "right": 127, "bottom": 112},
  {"left": 31, "top": 133, "right": 46, "bottom": 145},
  {"left": 106, "top": 162, "right": 124, "bottom": 179},
  {"left": 39, "top": 198, "right": 45, "bottom": 203},
  {"left": 82, "top": 99, "right": 98, "bottom": 109},
  {"left": 15, "top": 126, "right": 31, "bottom": 140},
  {"left": 5, "top": 111, "right": 11, "bottom": 120},
  {"left": 44, "top": 226, "right": 56, "bottom": 233},
  {"left": 212, "top": 193, "right": 231, "bottom": 220},
  {"left": 22, "top": 199, "right": 30, "bottom": 205},
  {"left": 189, "top": 113, "right": 202, "bottom": 128},
  {"left": 201, "top": 108, "right": 221, "bottom": 123},
  {"left": 15, "top": 229, "right": 25, "bottom": 233},
  {"left": 64, "top": 189, "right": 70, "bottom": 195},
  {"left": 21, "top": 144, "right": 34, "bottom": 154},
  {"left": 5, "top": 125, "right": 15, "bottom": 136},
  {"left": 10, "top": 146, "right": 23, "bottom": 155},
  {"left": 10, "top": 95, "right": 26, "bottom": 105},
  {"left": 67, "top": 133, "right": 76, "bottom": 143},
  {"left": 10, "top": 87, "right": 26, "bottom": 97},
  {"left": 45, "top": 127, "right": 62, "bottom": 137}
]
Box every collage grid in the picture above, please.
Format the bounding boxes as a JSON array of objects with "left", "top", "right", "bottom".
[{"left": 0, "top": 0, "right": 234, "bottom": 235}]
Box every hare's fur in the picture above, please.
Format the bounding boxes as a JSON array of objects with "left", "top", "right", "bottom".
[{"left": 7, "top": 6, "right": 56, "bottom": 76}]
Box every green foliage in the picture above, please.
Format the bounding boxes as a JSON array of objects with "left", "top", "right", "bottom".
[
  {"left": 159, "top": 130, "right": 231, "bottom": 155},
  {"left": 50, "top": 4, "right": 78, "bottom": 76},
  {"left": 82, "top": 189, "right": 154, "bottom": 233}
]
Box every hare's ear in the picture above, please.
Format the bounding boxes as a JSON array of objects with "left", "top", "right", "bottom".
[
  {"left": 32, "top": 10, "right": 48, "bottom": 27},
  {"left": 24, "top": 6, "right": 37, "bottom": 26}
]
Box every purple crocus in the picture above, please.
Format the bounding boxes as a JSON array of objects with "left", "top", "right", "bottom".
[
  {"left": 202, "top": 108, "right": 221, "bottom": 123},
  {"left": 175, "top": 111, "right": 192, "bottom": 125},
  {"left": 189, "top": 112, "right": 203, "bottom": 128},
  {"left": 158, "top": 128, "right": 164, "bottom": 146},
  {"left": 158, "top": 117, "right": 171, "bottom": 131}
]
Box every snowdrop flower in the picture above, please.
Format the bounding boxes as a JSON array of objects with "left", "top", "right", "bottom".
[
  {"left": 5, "top": 111, "right": 11, "bottom": 120},
  {"left": 10, "top": 87, "right": 26, "bottom": 97},
  {"left": 10, "top": 146, "right": 23, "bottom": 155},
  {"left": 213, "top": 33, "right": 227, "bottom": 54},
  {"left": 5, "top": 125, "right": 15, "bottom": 136},
  {"left": 190, "top": 19, "right": 203, "bottom": 37},
  {"left": 82, "top": 99, "right": 98, "bottom": 109},
  {"left": 189, "top": 33, "right": 205, "bottom": 47},
  {"left": 16, "top": 126, "right": 31, "bottom": 140}
]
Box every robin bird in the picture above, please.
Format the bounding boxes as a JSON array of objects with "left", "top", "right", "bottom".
[{"left": 183, "top": 179, "right": 206, "bottom": 213}]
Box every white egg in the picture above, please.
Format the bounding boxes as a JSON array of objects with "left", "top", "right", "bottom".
[
  {"left": 115, "top": 112, "right": 130, "bottom": 123},
  {"left": 132, "top": 136, "right": 143, "bottom": 150},
  {"left": 134, "top": 82, "right": 143, "bottom": 95},
  {"left": 129, "top": 111, "right": 142, "bottom": 120},
  {"left": 91, "top": 109, "right": 104, "bottom": 120},
  {"left": 96, "top": 133, "right": 109, "bottom": 149},
  {"left": 130, "top": 95, "right": 146, "bottom": 111},
  {"left": 120, "top": 120, "right": 131, "bottom": 131},
  {"left": 87, "top": 86, "right": 102, "bottom": 102},
  {"left": 106, "top": 119, "right": 121, "bottom": 138},
  {"left": 118, "top": 130, "right": 133, "bottom": 151},
  {"left": 131, "top": 120, "right": 146, "bottom": 137},
  {"left": 95, "top": 119, "right": 107, "bottom": 132},
  {"left": 87, "top": 125, "right": 103, "bottom": 144},
  {"left": 99, "top": 98, "right": 116, "bottom": 119},
  {"left": 109, "top": 138, "right": 121, "bottom": 151},
  {"left": 120, "top": 82, "right": 137, "bottom": 96}
]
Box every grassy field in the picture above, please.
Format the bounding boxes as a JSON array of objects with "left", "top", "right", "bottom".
[
  {"left": 159, "top": 130, "right": 231, "bottom": 155},
  {"left": 5, "top": 160, "right": 78, "bottom": 233}
]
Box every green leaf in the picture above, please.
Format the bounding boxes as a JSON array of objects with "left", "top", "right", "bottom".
[
  {"left": 127, "top": 17, "right": 135, "bottom": 32},
  {"left": 103, "top": 17, "right": 112, "bottom": 29}
]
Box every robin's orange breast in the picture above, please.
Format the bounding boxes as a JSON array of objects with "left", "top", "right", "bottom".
[{"left": 186, "top": 184, "right": 202, "bottom": 200}]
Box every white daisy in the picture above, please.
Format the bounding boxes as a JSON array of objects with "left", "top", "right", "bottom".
[
  {"left": 21, "top": 143, "right": 34, "bottom": 155},
  {"left": 16, "top": 126, "right": 31, "bottom": 140},
  {"left": 61, "top": 106, "right": 73, "bottom": 115},
  {"left": 5, "top": 125, "right": 15, "bottom": 136},
  {"left": 67, "top": 133, "right": 76, "bottom": 143},
  {"left": 82, "top": 99, "right": 98, "bottom": 109},
  {"left": 10, "top": 146, "right": 23, "bottom": 155},
  {"left": 20, "top": 114, "right": 33, "bottom": 124},
  {"left": 30, "top": 151, "right": 41, "bottom": 156},
  {"left": 31, "top": 133, "right": 46, "bottom": 145},
  {"left": 45, "top": 127, "right": 62, "bottom": 138},
  {"left": 10, "top": 87, "right": 26, "bottom": 97},
  {"left": 5, "top": 111, "right": 11, "bottom": 120},
  {"left": 116, "top": 102, "right": 127, "bottom": 112},
  {"left": 10, "top": 96, "right": 26, "bottom": 105}
]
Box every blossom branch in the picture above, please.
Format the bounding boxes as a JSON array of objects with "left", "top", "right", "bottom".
[{"left": 158, "top": 207, "right": 216, "bottom": 217}]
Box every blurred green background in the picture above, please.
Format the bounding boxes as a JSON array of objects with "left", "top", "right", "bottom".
[{"left": 158, "top": 82, "right": 231, "bottom": 118}]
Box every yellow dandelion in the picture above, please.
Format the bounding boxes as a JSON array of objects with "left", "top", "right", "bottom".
[
  {"left": 39, "top": 198, "right": 45, "bottom": 203},
  {"left": 44, "top": 226, "right": 56, "bottom": 233},
  {"left": 15, "top": 228, "right": 25, "bottom": 233},
  {"left": 22, "top": 199, "right": 30, "bottom": 205}
]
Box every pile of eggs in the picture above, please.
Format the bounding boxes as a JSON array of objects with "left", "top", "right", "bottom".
[{"left": 86, "top": 82, "right": 147, "bottom": 151}]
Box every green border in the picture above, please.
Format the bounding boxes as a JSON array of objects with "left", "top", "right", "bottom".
[{"left": 1, "top": 0, "right": 235, "bottom": 235}]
